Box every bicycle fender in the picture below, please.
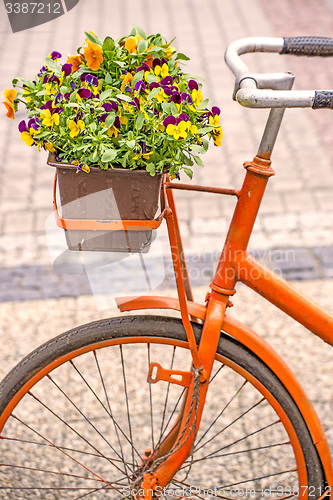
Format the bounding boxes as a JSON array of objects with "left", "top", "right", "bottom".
[{"left": 116, "top": 294, "right": 333, "bottom": 487}]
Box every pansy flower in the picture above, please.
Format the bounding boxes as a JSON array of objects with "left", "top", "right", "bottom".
[
  {"left": 18, "top": 120, "right": 35, "bottom": 146},
  {"left": 166, "top": 120, "right": 188, "bottom": 140},
  {"left": 3, "top": 88, "right": 17, "bottom": 119},
  {"left": 41, "top": 108, "right": 60, "bottom": 128},
  {"left": 77, "top": 88, "right": 92, "bottom": 99},
  {"left": 68, "top": 119, "right": 85, "bottom": 138},
  {"left": 67, "top": 55, "right": 84, "bottom": 72},
  {"left": 85, "top": 74, "right": 99, "bottom": 87},
  {"left": 84, "top": 40, "right": 103, "bottom": 71},
  {"left": 120, "top": 72, "right": 133, "bottom": 92},
  {"left": 50, "top": 51, "right": 62, "bottom": 60}
]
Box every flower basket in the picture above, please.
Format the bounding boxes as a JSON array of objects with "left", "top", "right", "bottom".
[
  {"left": 4, "top": 26, "right": 223, "bottom": 253},
  {"left": 49, "top": 154, "right": 164, "bottom": 253}
]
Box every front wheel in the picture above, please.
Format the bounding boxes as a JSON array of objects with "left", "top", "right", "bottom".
[{"left": 0, "top": 315, "right": 326, "bottom": 499}]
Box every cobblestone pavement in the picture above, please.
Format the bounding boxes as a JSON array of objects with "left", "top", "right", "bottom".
[{"left": 0, "top": 0, "right": 333, "bottom": 301}]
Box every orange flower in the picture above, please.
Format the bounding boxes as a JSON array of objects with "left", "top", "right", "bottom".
[
  {"left": 84, "top": 41, "right": 103, "bottom": 71},
  {"left": 124, "top": 35, "right": 143, "bottom": 54},
  {"left": 67, "top": 55, "right": 84, "bottom": 72},
  {"left": 121, "top": 72, "right": 133, "bottom": 92},
  {"left": 3, "top": 88, "right": 17, "bottom": 120}
]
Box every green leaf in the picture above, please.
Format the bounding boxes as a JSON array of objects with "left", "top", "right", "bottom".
[
  {"left": 89, "top": 123, "right": 97, "bottom": 132},
  {"left": 197, "top": 126, "right": 214, "bottom": 134},
  {"left": 161, "top": 102, "right": 171, "bottom": 114},
  {"left": 131, "top": 71, "right": 145, "bottom": 88},
  {"left": 99, "top": 89, "right": 112, "bottom": 101},
  {"left": 191, "top": 144, "right": 206, "bottom": 154},
  {"left": 84, "top": 31, "right": 103, "bottom": 46},
  {"left": 146, "top": 163, "right": 156, "bottom": 176},
  {"left": 105, "top": 112, "right": 116, "bottom": 128},
  {"left": 182, "top": 154, "right": 193, "bottom": 166},
  {"left": 199, "top": 98, "right": 209, "bottom": 109},
  {"left": 16, "top": 77, "right": 35, "bottom": 88},
  {"left": 36, "top": 90, "right": 47, "bottom": 96},
  {"left": 201, "top": 138, "right": 209, "bottom": 152},
  {"left": 103, "top": 36, "right": 115, "bottom": 52},
  {"left": 126, "top": 140, "right": 136, "bottom": 149},
  {"left": 45, "top": 57, "right": 62, "bottom": 77},
  {"left": 183, "top": 167, "right": 193, "bottom": 179},
  {"left": 175, "top": 52, "right": 190, "bottom": 61},
  {"left": 137, "top": 39, "right": 148, "bottom": 53},
  {"left": 147, "top": 87, "right": 161, "bottom": 101},
  {"left": 146, "top": 73, "right": 158, "bottom": 84},
  {"left": 101, "top": 149, "right": 117, "bottom": 162},
  {"left": 135, "top": 113, "right": 145, "bottom": 131},
  {"left": 105, "top": 73, "right": 112, "bottom": 84},
  {"left": 116, "top": 93, "right": 134, "bottom": 103},
  {"left": 193, "top": 155, "right": 205, "bottom": 167},
  {"left": 170, "top": 102, "right": 178, "bottom": 116},
  {"left": 70, "top": 91, "right": 78, "bottom": 103},
  {"left": 131, "top": 25, "right": 147, "bottom": 39}
]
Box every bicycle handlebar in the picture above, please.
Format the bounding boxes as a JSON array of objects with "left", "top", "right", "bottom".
[{"left": 224, "top": 37, "right": 333, "bottom": 110}]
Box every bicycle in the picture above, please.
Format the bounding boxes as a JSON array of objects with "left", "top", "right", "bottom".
[{"left": 0, "top": 36, "right": 333, "bottom": 499}]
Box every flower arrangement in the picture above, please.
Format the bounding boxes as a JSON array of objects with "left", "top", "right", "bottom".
[{"left": 4, "top": 26, "right": 222, "bottom": 179}]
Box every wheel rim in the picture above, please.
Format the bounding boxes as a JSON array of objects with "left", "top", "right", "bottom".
[{"left": 0, "top": 335, "right": 309, "bottom": 499}]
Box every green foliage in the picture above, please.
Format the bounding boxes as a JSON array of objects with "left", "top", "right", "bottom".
[{"left": 7, "top": 27, "right": 223, "bottom": 178}]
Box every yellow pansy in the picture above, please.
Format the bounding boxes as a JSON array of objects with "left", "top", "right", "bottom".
[
  {"left": 68, "top": 119, "right": 85, "bottom": 138},
  {"left": 166, "top": 121, "right": 188, "bottom": 140},
  {"left": 41, "top": 109, "right": 59, "bottom": 128}
]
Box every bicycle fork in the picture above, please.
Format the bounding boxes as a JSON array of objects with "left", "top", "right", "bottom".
[{"left": 139, "top": 291, "right": 229, "bottom": 498}]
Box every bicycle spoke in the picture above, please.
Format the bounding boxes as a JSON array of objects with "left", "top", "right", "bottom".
[
  {"left": 119, "top": 344, "right": 136, "bottom": 470},
  {"left": 181, "top": 441, "right": 289, "bottom": 469},
  {"left": 220, "top": 468, "right": 297, "bottom": 488},
  {"left": 46, "top": 373, "right": 129, "bottom": 476},
  {"left": 200, "top": 419, "right": 280, "bottom": 461},
  {"left": 9, "top": 414, "right": 122, "bottom": 493},
  {"left": 194, "top": 396, "right": 265, "bottom": 454},
  {"left": 27, "top": 390, "right": 126, "bottom": 477},
  {"left": 93, "top": 350, "right": 133, "bottom": 481},
  {"left": 0, "top": 435, "right": 132, "bottom": 464},
  {"left": 194, "top": 379, "right": 247, "bottom": 449}
]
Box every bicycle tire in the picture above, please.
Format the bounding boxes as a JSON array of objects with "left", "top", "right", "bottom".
[{"left": 0, "top": 315, "right": 326, "bottom": 499}]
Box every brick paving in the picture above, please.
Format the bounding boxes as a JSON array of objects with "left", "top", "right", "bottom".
[{"left": 0, "top": 0, "right": 333, "bottom": 300}]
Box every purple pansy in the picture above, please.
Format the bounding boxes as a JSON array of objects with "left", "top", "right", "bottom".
[
  {"left": 28, "top": 117, "right": 41, "bottom": 130},
  {"left": 76, "top": 110, "right": 83, "bottom": 121},
  {"left": 181, "top": 92, "right": 192, "bottom": 104},
  {"left": 38, "top": 66, "right": 48, "bottom": 77},
  {"left": 160, "top": 76, "right": 173, "bottom": 86},
  {"left": 136, "top": 63, "right": 150, "bottom": 72},
  {"left": 152, "top": 58, "right": 161, "bottom": 69},
  {"left": 77, "top": 88, "right": 92, "bottom": 99},
  {"left": 149, "top": 82, "right": 160, "bottom": 91},
  {"left": 70, "top": 80, "right": 76, "bottom": 90},
  {"left": 50, "top": 51, "right": 62, "bottom": 60},
  {"left": 85, "top": 74, "right": 99, "bottom": 87},
  {"left": 177, "top": 113, "right": 190, "bottom": 123},
  {"left": 188, "top": 80, "right": 198, "bottom": 91},
  {"left": 61, "top": 64, "right": 72, "bottom": 77},
  {"left": 55, "top": 92, "right": 63, "bottom": 105},
  {"left": 48, "top": 74, "right": 60, "bottom": 85},
  {"left": 114, "top": 116, "right": 121, "bottom": 129},
  {"left": 124, "top": 85, "right": 132, "bottom": 93},
  {"left": 64, "top": 92, "right": 71, "bottom": 100},
  {"left": 134, "top": 80, "right": 146, "bottom": 92},
  {"left": 132, "top": 97, "right": 140, "bottom": 110},
  {"left": 211, "top": 106, "right": 221, "bottom": 116},
  {"left": 18, "top": 120, "right": 29, "bottom": 133},
  {"left": 170, "top": 92, "right": 181, "bottom": 104},
  {"left": 163, "top": 115, "right": 177, "bottom": 127}
]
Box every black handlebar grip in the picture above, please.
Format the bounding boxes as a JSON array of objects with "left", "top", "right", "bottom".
[
  {"left": 312, "top": 91, "right": 333, "bottom": 109},
  {"left": 281, "top": 36, "right": 333, "bottom": 56}
]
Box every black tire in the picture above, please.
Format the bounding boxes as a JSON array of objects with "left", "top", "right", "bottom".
[{"left": 0, "top": 315, "right": 326, "bottom": 499}]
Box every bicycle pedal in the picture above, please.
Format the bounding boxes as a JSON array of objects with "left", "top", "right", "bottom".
[{"left": 147, "top": 362, "right": 193, "bottom": 387}]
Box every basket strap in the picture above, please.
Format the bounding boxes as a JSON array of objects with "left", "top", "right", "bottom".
[{"left": 53, "top": 172, "right": 165, "bottom": 231}]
